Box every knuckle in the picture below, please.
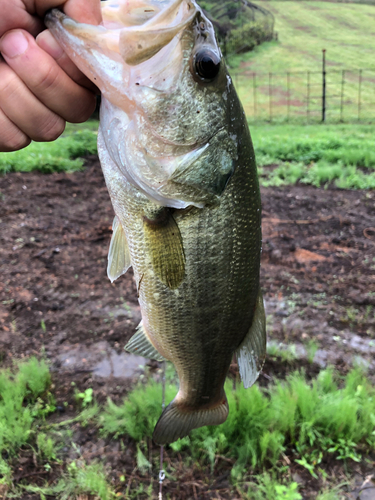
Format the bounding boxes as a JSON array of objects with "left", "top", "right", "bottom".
[
  {"left": 33, "top": 64, "right": 60, "bottom": 94},
  {"left": 69, "top": 94, "right": 97, "bottom": 123},
  {"left": 33, "top": 115, "right": 65, "bottom": 142},
  {"left": 1, "top": 132, "right": 30, "bottom": 152},
  {"left": 0, "top": 66, "right": 20, "bottom": 98},
  {"left": 0, "top": 108, "right": 30, "bottom": 152}
]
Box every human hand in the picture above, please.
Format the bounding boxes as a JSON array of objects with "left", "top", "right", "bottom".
[{"left": 0, "top": 0, "right": 102, "bottom": 152}]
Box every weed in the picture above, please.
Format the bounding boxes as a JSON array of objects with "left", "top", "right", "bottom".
[
  {"left": 19, "top": 460, "right": 115, "bottom": 500},
  {"left": 0, "top": 458, "right": 12, "bottom": 486},
  {"left": 0, "top": 358, "right": 54, "bottom": 455},
  {"left": 0, "top": 128, "right": 97, "bottom": 175},
  {"left": 99, "top": 365, "right": 375, "bottom": 478},
  {"left": 251, "top": 124, "right": 375, "bottom": 189},
  {"left": 239, "top": 473, "right": 302, "bottom": 500},
  {"left": 36, "top": 432, "right": 57, "bottom": 462},
  {"left": 76, "top": 388, "right": 94, "bottom": 408},
  {"left": 306, "top": 339, "right": 319, "bottom": 364}
]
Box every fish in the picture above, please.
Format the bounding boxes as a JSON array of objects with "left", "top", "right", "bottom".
[{"left": 45, "top": 0, "right": 266, "bottom": 445}]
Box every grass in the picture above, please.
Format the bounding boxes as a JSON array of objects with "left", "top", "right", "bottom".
[
  {"left": 230, "top": 1, "right": 375, "bottom": 122},
  {"left": 99, "top": 365, "right": 375, "bottom": 480},
  {"left": 1, "top": 358, "right": 372, "bottom": 498},
  {"left": 2, "top": 119, "right": 375, "bottom": 190},
  {"left": 0, "top": 122, "right": 98, "bottom": 175},
  {"left": 0, "top": 357, "right": 54, "bottom": 456},
  {"left": 250, "top": 123, "right": 375, "bottom": 188}
]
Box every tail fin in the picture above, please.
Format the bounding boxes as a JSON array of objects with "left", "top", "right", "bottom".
[{"left": 153, "top": 396, "right": 229, "bottom": 445}]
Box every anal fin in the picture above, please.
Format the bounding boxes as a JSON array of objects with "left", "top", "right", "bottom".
[
  {"left": 236, "top": 292, "right": 267, "bottom": 389},
  {"left": 107, "top": 216, "right": 132, "bottom": 283},
  {"left": 125, "top": 322, "right": 166, "bottom": 362}
]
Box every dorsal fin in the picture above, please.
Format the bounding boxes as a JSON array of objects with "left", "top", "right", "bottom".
[{"left": 107, "top": 216, "right": 132, "bottom": 283}]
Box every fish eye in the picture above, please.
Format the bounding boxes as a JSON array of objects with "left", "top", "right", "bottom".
[{"left": 193, "top": 49, "right": 221, "bottom": 82}]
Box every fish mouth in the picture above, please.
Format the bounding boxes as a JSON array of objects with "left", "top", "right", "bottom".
[
  {"left": 147, "top": 125, "right": 225, "bottom": 150},
  {"left": 105, "top": 0, "right": 199, "bottom": 66}
]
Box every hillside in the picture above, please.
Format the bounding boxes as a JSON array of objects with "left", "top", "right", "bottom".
[{"left": 231, "top": 1, "right": 375, "bottom": 121}]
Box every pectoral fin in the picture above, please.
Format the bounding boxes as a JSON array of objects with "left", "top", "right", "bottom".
[
  {"left": 143, "top": 208, "right": 185, "bottom": 289},
  {"left": 125, "top": 322, "right": 166, "bottom": 361},
  {"left": 236, "top": 292, "right": 267, "bottom": 389},
  {"left": 107, "top": 216, "right": 132, "bottom": 283}
]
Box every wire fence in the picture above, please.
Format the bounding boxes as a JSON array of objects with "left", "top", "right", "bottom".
[{"left": 234, "top": 65, "right": 375, "bottom": 123}]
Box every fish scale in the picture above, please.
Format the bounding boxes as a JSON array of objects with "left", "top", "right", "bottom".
[{"left": 46, "top": 0, "right": 266, "bottom": 445}]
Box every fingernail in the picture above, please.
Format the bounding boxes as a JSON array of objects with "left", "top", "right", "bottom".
[
  {"left": 0, "top": 31, "right": 28, "bottom": 58},
  {"left": 36, "top": 31, "right": 64, "bottom": 60}
]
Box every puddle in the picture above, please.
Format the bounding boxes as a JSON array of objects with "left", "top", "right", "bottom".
[
  {"left": 93, "top": 351, "right": 146, "bottom": 378},
  {"left": 56, "top": 340, "right": 146, "bottom": 379},
  {"left": 267, "top": 339, "right": 375, "bottom": 371}
]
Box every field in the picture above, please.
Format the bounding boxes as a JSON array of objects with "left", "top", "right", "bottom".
[
  {"left": 1, "top": 3, "right": 375, "bottom": 496},
  {"left": 0, "top": 121, "right": 375, "bottom": 498},
  {"left": 230, "top": 1, "right": 375, "bottom": 121}
]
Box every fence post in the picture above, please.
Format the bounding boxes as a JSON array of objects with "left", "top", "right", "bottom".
[
  {"left": 269, "top": 72, "right": 273, "bottom": 121},
  {"left": 322, "top": 49, "right": 326, "bottom": 122},
  {"left": 340, "top": 70, "right": 345, "bottom": 122},
  {"left": 358, "top": 69, "right": 362, "bottom": 121},
  {"left": 253, "top": 73, "right": 257, "bottom": 119},
  {"left": 307, "top": 71, "right": 310, "bottom": 121},
  {"left": 287, "top": 72, "right": 290, "bottom": 121}
]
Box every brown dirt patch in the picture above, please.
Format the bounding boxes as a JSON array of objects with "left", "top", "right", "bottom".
[{"left": 1, "top": 158, "right": 374, "bottom": 498}]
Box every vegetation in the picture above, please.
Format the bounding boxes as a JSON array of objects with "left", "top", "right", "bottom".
[
  {"left": 1, "top": 358, "right": 371, "bottom": 498},
  {"left": 251, "top": 123, "right": 375, "bottom": 188},
  {"left": 201, "top": 1, "right": 274, "bottom": 55},
  {"left": 0, "top": 124, "right": 98, "bottom": 175},
  {"left": 231, "top": 1, "right": 375, "bottom": 121},
  {"left": 100, "top": 366, "right": 375, "bottom": 480}
]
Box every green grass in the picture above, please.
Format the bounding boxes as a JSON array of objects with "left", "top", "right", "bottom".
[
  {"left": 0, "top": 123, "right": 98, "bottom": 175},
  {"left": 0, "top": 358, "right": 369, "bottom": 498},
  {"left": 99, "top": 365, "right": 375, "bottom": 480},
  {"left": 0, "top": 357, "right": 54, "bottom": 456},
  {"left": 250, "top": 123, "right": 375, "bottom": 188},
  {"left": 230, "top": 1, "right": 375, "bottom": 122}
]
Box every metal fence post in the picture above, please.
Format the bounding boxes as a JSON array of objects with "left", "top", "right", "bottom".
[
  {"left": 307, "top": 71, "right": 310, "bottom": 121},
  {"left": 358, "top": 69, "right": 362, "bottom": 121},
  {"left": 286, "top": 72, "right": 290, "bottom": 121},
  {"left": 322, "top": 49, "right": 326, "bottom": 122},
  {"left": 269, "top": 72, "right": 273, "bottom": 121},
  {"left": 340, "top": 69, "right": 345, "bottom": 122}
]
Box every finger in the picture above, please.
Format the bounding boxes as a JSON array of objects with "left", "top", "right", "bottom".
[
  {"left": 0, "top": 107, "right": 30, "bottom": 152},
  {"left": 36, "top": 29, "right": 99, "bottom": 93},
  {"left": 0, "top": 30, "right": 97, "bottom": 123},
  {"left": 0, "top": 6, "right": 44, "bottom": 38},
  {"left": 35, "top": 0, "right": 102, "bottom": 24},
  {"left": 0, "top": 61, "right": 65, "bottom": 142}
]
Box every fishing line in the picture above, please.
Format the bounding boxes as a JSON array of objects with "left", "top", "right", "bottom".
[{"left": 159, "top": 361, "right": 166, "bottom": 500}]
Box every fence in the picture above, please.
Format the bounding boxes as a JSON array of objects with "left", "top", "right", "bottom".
[{"left": 233, "top": 53, "right": 375, "bottom": 122}]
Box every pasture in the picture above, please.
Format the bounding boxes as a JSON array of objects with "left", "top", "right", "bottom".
[{"left": 230, "top": 1, "right": 375, "bottom": 121}]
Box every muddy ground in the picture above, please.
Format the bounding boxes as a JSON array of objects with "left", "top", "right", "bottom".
[{"left": 0, "top": 158, "right": 374, "bottom": 498}]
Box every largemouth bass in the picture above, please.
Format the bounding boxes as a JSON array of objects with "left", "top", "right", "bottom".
[{"left": 46, "top": 0, "right": 266, "bottom": 445}]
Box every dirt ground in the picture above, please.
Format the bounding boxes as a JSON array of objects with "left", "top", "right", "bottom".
[{"left": 0, "top": 157, "right": 374, "bottom": 498}]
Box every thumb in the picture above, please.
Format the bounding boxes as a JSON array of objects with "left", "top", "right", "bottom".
[
  {"left": 63, "top": 0, "right": 102, "bottom": 25},
  {"left": 35, "top": 0, "right": 102, "bottom": 25}
]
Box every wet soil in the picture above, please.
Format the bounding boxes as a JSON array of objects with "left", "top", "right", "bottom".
[{"left": 0, "top": 158, "right": 374, "bottom": 498}]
